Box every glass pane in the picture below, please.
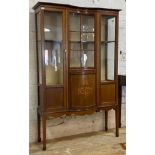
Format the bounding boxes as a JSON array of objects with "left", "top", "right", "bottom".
[
  {"left": 81, "top": 33, "right": 94, "bottom": 42},
  {"left": 70, "top": 42, "right": 80, "bottom": 50},
  {"left": 38, "top": 41, "right": 42, "bottom": 84},
  {"left": 107, "top": 42, "right": 115, "bottom": 80},
  {"left": 70, "top": 51, "right": 81, "bottom": 67},
  {"left": 101, "top": 44, "right": 106, "bottom": 81},
  {"left": 44, "top": 42, "right": 63, "bottom": 85},
  {"left": 101, "top": 43, "right": 115, "bottom": 81},
  {"left": 81, "top": 42, "right": 94, "bottom": 51},
  {"left": 69, "top": 13, "right": 80, "bottom": 31},
  {"left": 37, "top": 13, "right": 41, "bottom": 41},
  {"left": 44, "top": 11, "right": 63, "bottom": 85},
  {"left": 69, "top": 14, "right": 95, "bottom": 69},
  {"left": 81, "top": 51, "right": 94, "bottom": 68},
  {"left": 81, "top": 15, "right": 94, "bottom": 32},
  {"left": 107, "top": 17, "right": 115, "bottom": 41},
  {"left": 44, "top": 12, "right": 62, "bottom": 41},
  {"left": 101, "top": 16, "right": 115, "bottom": 41},
  {"left": 70, "top": 32, "right": 80, "bottom": 42}
]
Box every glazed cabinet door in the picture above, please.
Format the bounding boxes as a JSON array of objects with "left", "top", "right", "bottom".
[
  {"left": 44, "top": 11, "right": 64, "bottom": 86},
  {"left": 99, "top": 14, "right": 118, "bottom": 107},
  {"left": 69, "top": 12, "right": 95, "bottom": 68},
  {"left": 40, "top": 9, "right": 67, "bottom": 111},
  {"left": 68, "top": 10, "right": 96, "bottom": 110}
]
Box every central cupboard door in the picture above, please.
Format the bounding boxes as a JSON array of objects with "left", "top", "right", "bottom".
[{"left": 68, "top": 10, "right": 96, "bottom": 110}]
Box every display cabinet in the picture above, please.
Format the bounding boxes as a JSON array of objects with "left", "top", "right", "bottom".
[{"left": 33, "top": 2, "right": 120, "bottom": 150}]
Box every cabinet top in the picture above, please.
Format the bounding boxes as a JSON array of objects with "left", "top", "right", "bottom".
[{"left": 33, "top": 2, "right": 121, "bottom": 11}]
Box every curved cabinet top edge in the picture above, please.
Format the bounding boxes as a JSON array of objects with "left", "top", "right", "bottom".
[{"left": 33, "top": 2, "right": 121, "bottom": 11}]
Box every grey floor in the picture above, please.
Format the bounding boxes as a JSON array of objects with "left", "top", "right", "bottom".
[{"left": 30, "top": 127, "right": 126, "bottom": 155}]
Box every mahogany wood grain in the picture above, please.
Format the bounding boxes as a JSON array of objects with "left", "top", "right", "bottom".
[
  {"left": 100, "top": 84, "right": 116, "bottom": 106},
  {"left": 33, "top": 2, "right": 120, "bottom": 150},
  {"left": 45, "top": 87, "right": 64, "bottom": 110},
  {"left": 37, "top": 109, "right": 41, "bottom": 142},
  {"left": 69, "top": 74, "right": 96, "bottom": 109},
  {"left": 42, "top": 115, "right": 47, "bottom": 150},
  {"left": 115, "top": 108, "right": 119, "bottom": 137}
]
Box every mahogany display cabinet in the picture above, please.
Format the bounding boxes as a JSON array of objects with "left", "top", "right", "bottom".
[{"left": 33, "top": 2, "right": 121, "bottom": 150}]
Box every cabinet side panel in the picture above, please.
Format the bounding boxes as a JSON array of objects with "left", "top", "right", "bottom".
[
  {"left": 39, "top": 86, "right": 44, "bottom": 107},
  {"left": 100, "top": 84, "right": 115, "bottom": 106},
  {"left": 45, "top": 87, "right": 64, "bottom": 110}
]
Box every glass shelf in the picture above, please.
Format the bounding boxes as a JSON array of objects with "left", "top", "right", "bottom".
[
  {"left": 69, "top": 41, "right": 95, "bottom": 43},
  {"left": 45, "top": 40, "right": 62, "bottom": 43},
  {"left": 70, "top": 30, "right": 95, "bottom": 33},
  {"left": 101, "top": 41, "right": 115, "bottom": 43}
]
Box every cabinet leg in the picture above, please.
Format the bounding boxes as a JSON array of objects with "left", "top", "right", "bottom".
[
  {"left": 42, "top": 116, "right": 46, "bottom": 151},
  {"left": 119, "top": 103, "right": 122, "bottom": 128},
  {"left": 105, "top": 110, "right": 108, "bottom": 131},
  {"left": 118, "top": 85, "right": 122, "bottom": 128},
  {"left": 115, "top": 108, "right": 119, "bottom": 137},
  {"left": 119, "top": 85, "right": 122, "bottom": 128},
  {"left": 37, "top": 111, "right": 41, "bottom": 142}
]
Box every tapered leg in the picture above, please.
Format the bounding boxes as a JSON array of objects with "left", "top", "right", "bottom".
[
  {"left": 119, "top": 103, "right": 122, "bottom": 128},
  {"left": 118, "top": 85, "right": 122, "bottom": 128},
  {"left": 115, "top": 108, "right": 119, "bottom": 137},
  {"left": 105, "top": 110, "right": 108, "bottom": 131},
  {"left": 42, "top": 116, "right": 46, "bottom": 150},
  {"left": 37, "top": 111, "right": 41, "bottom": 142}
]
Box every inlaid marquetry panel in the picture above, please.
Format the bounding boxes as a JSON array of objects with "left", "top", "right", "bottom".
[{"left": 69, "top": 74, "right": 96, "bottom": 109}]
